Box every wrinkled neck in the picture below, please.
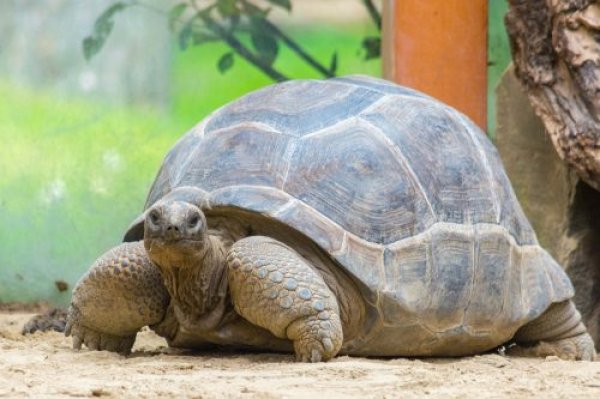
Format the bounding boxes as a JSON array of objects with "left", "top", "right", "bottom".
[{"left": 159, "top": 235, "right": 231, "bottom": 331}]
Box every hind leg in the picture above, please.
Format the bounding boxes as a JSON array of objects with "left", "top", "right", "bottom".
[{"left": 509, "top": 300, "right": 596, "bottom": 360}]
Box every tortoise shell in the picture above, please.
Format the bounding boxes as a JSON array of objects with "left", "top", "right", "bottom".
[{"left": 126, "top": 75, "right": 573, "bottom": 355}]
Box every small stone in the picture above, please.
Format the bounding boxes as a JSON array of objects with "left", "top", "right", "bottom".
[
  {"left": 312, "top": 300, "right": 325, "bottom": 311},
  {"left": 283, "top": 278, "right": 298, "bottom": 290},
  {"left": 318, "top": 312, "right": 330, "bottom": 320},
  {"left": 297, "top": 288, "right": 312, "bottom": 300},
  {"left": 545, "top": 355, "right": 561, "bottom": 362},
  {"left": 90, "top": 388, "right": 109, "bottom": 397},
  {"left": 322, "top": 338, "right": 334, "bottom": 352},
  {"left": 230, "top": 259, "right": 241, "bottom": 270},
  {"left": 280, "top": 296, "right": 293, "bottom": 309},
  {"left": 269, "top": 271, "right": 284, "bottom": 283}
]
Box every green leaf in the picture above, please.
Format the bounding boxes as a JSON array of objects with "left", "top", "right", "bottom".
[
  {"left": 361, "top": 36, "right": 381, "bottom": 60},
  {"left": 217, "top": 0, "right": 239, "bottom": 17},
  {"left": 249, "top": 17, "right": 278, "bottom": 66},
  {"left": 178, "top": 18, "right": 194, "bottom": 50},
  {"left": 218, "top": 52, "right": 234, "bottom": 73},
  {"left": 82, "top": 1, "right": 128, "bottom": 61},
  {"left": 265, "top": 0, "right": 291, "bottom": 12},
  {"left": 196, "top": 4, "right": 216, "bottom": 19},
  {"left": 179, "top": 7, "right": 220, "bottom": 50},
  {"left": 82, "top": 37, "right": 100, "bottom": 61},
  {"left": 168, "top": 3, "right": 188, "bottom": 32},
  {"left": 251, "top": 31, "right": 278, "bottom": 66},
  {"left": 228, "top": 14, "right": 240, "bottom": 31},
  {"left": 329, "top": 52, "right": 338, "bottom": 74},
  {"left": 242, "top": 2, "right": 270, "bottom": 17},
  {"left": 94, "top": 2, "right": 127, "bottom": 38}
]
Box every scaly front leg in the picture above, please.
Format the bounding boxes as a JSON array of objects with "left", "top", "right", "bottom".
[
  {"left": 66, "top": 241, "right": 170, "bottom": 354},
  {"left": 227, "top": 236, "right": 343, "bottom": 362}
]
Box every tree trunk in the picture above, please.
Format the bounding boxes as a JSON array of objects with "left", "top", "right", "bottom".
[
  {"left": 505, "top": 0, "right": 600, "bottom": 347},
  {"left": 506, "top": 0, "right": 600, "bottom": 191}
]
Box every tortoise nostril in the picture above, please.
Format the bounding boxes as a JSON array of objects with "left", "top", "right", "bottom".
[{"left": 166, "top": 225, "right": 180, "bottom": 233}]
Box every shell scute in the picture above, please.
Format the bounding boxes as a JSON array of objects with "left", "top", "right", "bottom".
[
  {"left": 334, "top": 75, "right": 429, "bottom": 98},
  {"left": 425, "top": 226, "right": 475, "bottom": 333},
  {"left": 205, "top": 79, "right": 383, "bottom": 138},
  {"left": 361, "top": 98, "right": 499, "bottom": 228},
  {"left": 463, "top": 225, "right": 511, "bottom": 333},
  {"left": 285, "top": 118, "right": 434, "bottom": 244},
  {"left": 207, "top": 186, "right": 291, "bottom": 214},
  {"left": 465, "top": 115, "right": 537, "bottom": 245},
  {"left": 274, "top": 199, "right": 346, "bottom": 253},
  {"left": 178, "top": 125, "right": 292, "bottom": 191}
]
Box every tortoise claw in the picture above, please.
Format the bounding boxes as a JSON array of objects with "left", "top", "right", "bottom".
[{"left": 66, "top": 304, "right": 135, "bottom": 355}]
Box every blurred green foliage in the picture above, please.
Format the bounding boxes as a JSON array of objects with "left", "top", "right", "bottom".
[
  {"left": 0, "top": 24, "right": 380, "bottom": 305},
  {"left": 487, "top": 0, "right": 510, "bottom": 138},
  {"left": 0, "top": 81, "right": 187, "bottom": 305},
  {"left": 84, "top": 0, "right": 380, "bottom": 82}
]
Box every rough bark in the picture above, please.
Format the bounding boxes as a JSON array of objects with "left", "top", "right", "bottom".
[{"left": 506, "top": 0, "right": 600, "bottom": 190}]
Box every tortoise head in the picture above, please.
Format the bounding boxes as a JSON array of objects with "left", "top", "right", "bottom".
[{"left": 143, "top": 199, "right": 208, "bottom": 268}]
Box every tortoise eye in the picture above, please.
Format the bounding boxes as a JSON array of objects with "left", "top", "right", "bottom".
[
  {"left": 148, "top": 210, "right": 161, "bottom": 225},
  {"left": 188, "top": 214, "right": 200, "bottom": 228}
]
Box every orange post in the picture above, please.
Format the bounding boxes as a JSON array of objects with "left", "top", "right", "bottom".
[{"left": 382, "top": 0, "right": 488, "bottom": 130}]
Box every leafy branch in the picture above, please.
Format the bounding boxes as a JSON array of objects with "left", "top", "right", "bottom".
[
  {"left": 82, "top": 2, "right": 129, "bottom": 61},
  {"left": 199, "top": 10, "right": 290, "bottom": 81},
  {"left": 82, "top": 0, "right": 380, "bottom": 81},
  {"left": 254, "top": 13, "right": 336, "bottom": 78},
  {"left": 360, "top": 0, "right": 381, "bottom": 61},
  {"left": 362, "top": 0, "right": 381, "bottom": 30}
]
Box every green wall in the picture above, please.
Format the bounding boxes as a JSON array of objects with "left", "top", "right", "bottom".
[{"left": 0, "top": 83, "right": 185, "bottom": 305}]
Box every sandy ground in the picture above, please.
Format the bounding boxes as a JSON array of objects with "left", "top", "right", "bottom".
[{"left": 1, "top": 313, "right": 600, "bottom": 398}]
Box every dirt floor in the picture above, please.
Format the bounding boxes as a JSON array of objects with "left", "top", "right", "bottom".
[{"left": 1, "top": 312, "right": 600, "bottom": 398}]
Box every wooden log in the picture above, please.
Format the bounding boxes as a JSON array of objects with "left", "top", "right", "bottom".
[{"left": 506, "top": 0, "right": 600, "bottom": 190}]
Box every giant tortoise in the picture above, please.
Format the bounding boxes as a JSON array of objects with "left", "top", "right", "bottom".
[{"left": 66, "top": 75, "right": 595, "bottom": 361}]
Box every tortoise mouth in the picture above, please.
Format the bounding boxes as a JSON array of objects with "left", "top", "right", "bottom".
[
  {"left": 144, "top": 236, "right": 206, "bottom": 269},
  {"left": 145, "top": 235, "right": 204, "bottom": 249}
]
